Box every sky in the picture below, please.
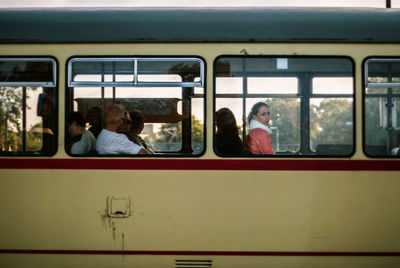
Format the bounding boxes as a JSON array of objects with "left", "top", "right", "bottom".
[{"left": 0, "top": 0, "right": 399, "bottom": 8}]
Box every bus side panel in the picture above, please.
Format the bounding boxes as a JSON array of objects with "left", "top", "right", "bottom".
[{"left": 1, "top": 169, "right": 400, "bottom": 262}]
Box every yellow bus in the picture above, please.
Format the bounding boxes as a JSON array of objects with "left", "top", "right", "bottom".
[{"left": 1, "top": 7, "right": 400, "bottom": 267}]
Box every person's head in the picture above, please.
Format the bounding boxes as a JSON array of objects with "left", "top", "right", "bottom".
[
  {"left": 129, "top": 110, "right": 145, "bottom": 135},
  {"left": 67, "top": 111, "right": 85, "bottom": 137},
  {"left": 249, "top": 102, "right": 270, "bottom": 126},
  {"left": 87, "top": 106, "right": 102, "bottom": 126},
  {"left": 216, "top": 107, "right": 239, "bottom": 134},
  {"left": 104, "top": 103, "right": 130, "bottom": 133}
]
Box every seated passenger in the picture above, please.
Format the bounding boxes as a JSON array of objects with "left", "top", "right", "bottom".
[
  {"left": 215, "top": 107, "right": 243, "bottom": 155},
  {"left": 87, "top": 106, "right": 102, "bottom": 138},
  {"left": 127, "top": 110, "right": 154, "bottom": 154},
  {"left": 391, "top": 147, "right": 400, "bottom": 156},
  {"left": 245, "top": 102, "right": 274, "bottom": 155},
  {"left": 67, "top": 112, "right": 96, "bottom": 154},
  {"left": 96, "top": 103, "right": 150, "bottom": 155}
]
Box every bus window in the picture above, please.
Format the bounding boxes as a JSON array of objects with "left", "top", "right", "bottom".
[
  {"left": 66, "top": 57, "right": 205, "bottom": 156},
  {"left": 0, "top": 58, "right": 57, "bottom": 156},
  {"left": 364, "top": 58, "right": 400, "bottom": 157},
  {"left": 214, "top": 56, "right": 354, "bottom": 157}
]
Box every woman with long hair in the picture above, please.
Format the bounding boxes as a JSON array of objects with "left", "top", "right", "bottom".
[
  {"left": 215, "top": 107, "right": 244, "bottom": 155},
  {"left": 245, "top": 102, "right": 274, "bottom": 155}
]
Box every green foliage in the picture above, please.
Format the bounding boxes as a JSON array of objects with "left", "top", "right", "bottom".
[
  {"left": 265, "top": 97, "right": 353, "bottom": 151},
  {"left": 0, "top": 86, "right": 42, "bottom": 152},
  {"left": 268, "top": 98, "right": 300, "bottom": 146},
  {"left": 191, "top": 115, "right": 204, "bottom": 143},
  {"left": 26, "top": 122, "right": 43, "bottom": 151},
  {"left": 310, "top": 98, "right": 353, "bottom": 147},
  {"left": 364, "top": 98, "right": 387, "bottom": 145},
  {"left": 0, "top": 87, "right": 23, "bottom": 150},
  {"left": 0, "top": 87, "right": 23, "bottom": 127}
]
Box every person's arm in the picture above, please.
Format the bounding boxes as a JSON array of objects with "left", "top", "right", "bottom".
[
  {"left": 245, "top": 130, "right": 260, "bottom": 154},
  {"left": 246, "top": 129, "right": 273, "bottom": 155},
  {"left": 138, "top": 148, "right": 151, "bottom": 154},
  {"left": 258, "top": 131, "right": 274, "bottom": 155},
  {"left": 71, "top": 139, "right": 88, "bottom": 154},
  {"left": 117, "top": 134, "right": 151, "bottom": 154}
]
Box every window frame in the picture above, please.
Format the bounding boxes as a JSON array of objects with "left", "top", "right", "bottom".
[
  {"left": 0, "top": 56, "right": 58, "bottom": 156},
  {"left": 68, "top": 57, "right": 204, "bottom": 88},
  {"left": 363, "top": 56, "right": 400, "bottom": 158},
  {"left": 65, "top": 55, "right": 206, "bottom": 157},
  {"left": 0, "top": 57, "right": 57, "bottom": 87},
  {"left": 213, "top": 55, "right": 356, "bottom": 158}
]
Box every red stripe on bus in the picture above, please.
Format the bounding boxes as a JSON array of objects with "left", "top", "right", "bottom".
[
  {"left": 1, "top": 249, "right": 400, "bottom": 256},
  {"left": 0, "top": 158, "right": 399, "bottom": 170}
]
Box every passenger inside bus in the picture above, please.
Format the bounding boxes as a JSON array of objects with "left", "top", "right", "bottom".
[
  {"left": 118, "top": 108, "right": 132, "bottom": 135},
  {"left": 215, "top": 107, "right": 244, "bottom": 155},
  {"left": 66, "top": 112, "right": 96, "bottom": 155},
  {"left": 127, "top": 110, "right": 154, "bottom": 154},
  {"left": 245, "top": 102, "right": 274, "bottom": 155},
  {"left": 96, "top": 103, "right": 151, "bottom": 155},
  {"left": 86, "top": 106, "right": 102, "bottom": 138}
]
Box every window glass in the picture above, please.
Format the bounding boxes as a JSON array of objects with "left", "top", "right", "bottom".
[
  {"left": 365, "top": 87, "right": 400, "bottom": 95},
  {"left": 364, "top": 58, "right": 400, "bottom": 157},
  {"left": 310, "top": 98, "right": 353, "bottom": 155},
  {"left": 366, "top": 60, "right": 400, "bottom": 85},
  {"left": 313, "top": 77, "right": 353, "bottom": 94},
  {"left": 138, "top": 59, "right": 202, "bottom": 83},
  {"left": 0, "top": 58, "right": 57, "bottom": 155},
  {"left": 70, "top": 59, "right": 134, "bottom": 85},
  {"left": 214, "top": 56, "right": 354, "bottom": 157},
  {"left": 67, "top": 57, "right": 205, "bottom": 156},
  {"left": 248, "top": 77, "right": 298, "bottom": 94},
  {"left": 215, "top": 77, "right": 242, "bottom": 94},
  {"left": 246, "top": 97, "right": 301, "bottom": 153},
  {"left": 0, "top": 59, "right": 55, "bottom": 85}
]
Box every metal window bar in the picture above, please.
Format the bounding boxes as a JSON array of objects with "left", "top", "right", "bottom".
[
  {"left": 68, "top": 57, "right": 204, "bottom": 88},
  {"left": 101, "top": 63, "right": 105, "bottom": 125},
  {"left": 112, "top": 62, "right": 116, "bottom": 101},
  {"left": 215, "top": 93, "right": 351, "bottom": 98},
  {"left": 367, "top": 82, "right": 400, "bottom": 88},
  {"left": 22, "top": 86, "right": 26, "bottom": 152},
  {"left": 134, "top": 59, "right": 138, "bottom": 86},
  {"left": 242, "top": 58, "right": 247, "bottom": 140}
]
